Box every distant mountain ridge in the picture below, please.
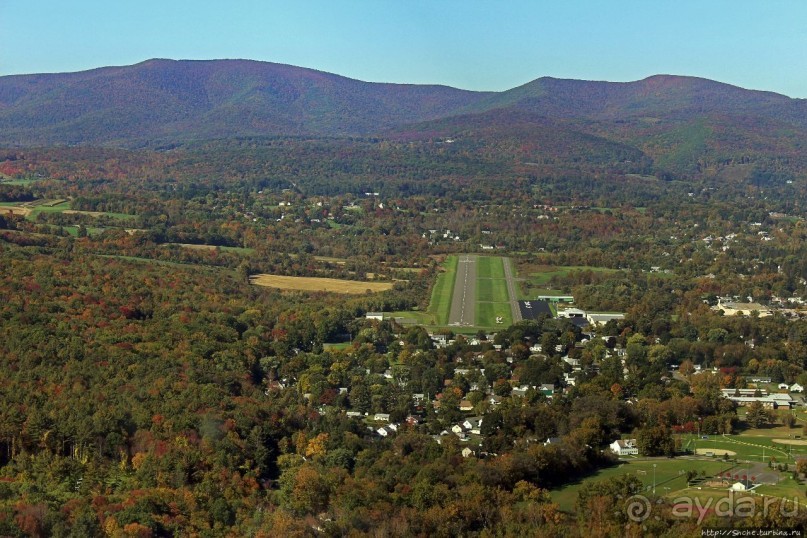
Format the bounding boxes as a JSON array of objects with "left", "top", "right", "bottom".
[
  {"left": 1, "top": 59, "right": 806, "bottom": 180},
  {"left": 0, "top": 59, "right": 492, "bottom": 145}
]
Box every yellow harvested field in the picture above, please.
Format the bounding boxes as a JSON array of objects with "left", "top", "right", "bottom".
[
  {"left": 772, "top": 439, "right": 807, "bottom": 446},
  {"left": 0, "top": 206, "right": 30, "bottom": 216},
  {"left": 250, "top": 274, "right": 393, "bottom": 294}
]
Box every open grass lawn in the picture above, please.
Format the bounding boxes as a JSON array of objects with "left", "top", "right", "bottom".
[
  {"left": 428, "top": 255, "right": 458, "bottom": 325},
  {"left": 551, "top": 459, "right": 734, "bottom": 512},
  {"left": 476, "top": 301, "right": 512, "bottom": 328},
  {"left": 250, "top": 274, "right": 393, "bottom": 294},
  {"left": 476, "top": 256, "right": 505, "bottom": 279}
]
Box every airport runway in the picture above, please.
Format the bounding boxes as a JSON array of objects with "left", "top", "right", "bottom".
[
  {"left": 448, "top": 255, "right": 477, "bottom": 326},
  {"left": 503, "top": 257, "right": 523, "bottom": 323}
]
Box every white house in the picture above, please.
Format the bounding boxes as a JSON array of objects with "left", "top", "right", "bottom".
[
  {"left": 791, "top": 383, "right": 804, "bottom": 393},
  {"left": 731, "top": 479, "right": 754, "bottom": 492},
  {"left": 610, "top": 439, "right": 639, "bottom": 456},
  {"left": 463, "top": 417, "right": 483, "bottom": 435},
  {"left": 373, "top": 413, "right": 390, "bottom": 422},
  {"left": 779, "top": 383, "right": 790, "bottom": 390}
]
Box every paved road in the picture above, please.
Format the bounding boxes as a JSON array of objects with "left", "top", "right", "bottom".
[
  {"left": 503, "top": 257, "right": 523, "bottom": 323},
  {"left": 448, "top": 255, "right": 477, "bottom": 326}
]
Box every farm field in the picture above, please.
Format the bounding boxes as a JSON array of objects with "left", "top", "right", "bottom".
[
  {"left": 250, "top": 274, "right": 394, "bottom": 294},
  {"left": 551, "top": 459, "right": 734, "bottom": 512},
  {"left": 0, "top": 199, "right": 70, "bottom": 219}
]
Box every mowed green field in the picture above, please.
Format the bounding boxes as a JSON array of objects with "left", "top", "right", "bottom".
[{"left": 551, "top": 459, "right": 735, "bottom": 512}]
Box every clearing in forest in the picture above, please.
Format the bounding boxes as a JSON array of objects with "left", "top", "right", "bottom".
[{"left": 250, "top": 274, "right": 393, "bottom": 294}]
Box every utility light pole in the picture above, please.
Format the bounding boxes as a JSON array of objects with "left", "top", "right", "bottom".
[{"left": 653, "top": 463, "right": 657, "bottom": 495}]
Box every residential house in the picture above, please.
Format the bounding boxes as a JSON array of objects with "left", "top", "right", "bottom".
[
  {"left": 463, "top": 417, "right": 483, "bottom": 435},
  {"left": 610, "top": 439, "right": 639, "bottom": 456}
]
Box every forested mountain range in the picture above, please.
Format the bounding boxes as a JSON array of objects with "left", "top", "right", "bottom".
[{"left": 1, "top": 60, "right": 806, "bottom": 178}]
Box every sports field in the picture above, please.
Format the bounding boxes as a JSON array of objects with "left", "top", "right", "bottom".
[
  {"left": 682, "top": 433, "right": 807, "bottom": 463},
  {"left": 551, "top": 459, "right": 734, "bottom": 512}
]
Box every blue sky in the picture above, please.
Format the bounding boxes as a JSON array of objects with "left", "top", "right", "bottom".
[{"left": 1, "top": 1, "right": 805, "bottom": 97}]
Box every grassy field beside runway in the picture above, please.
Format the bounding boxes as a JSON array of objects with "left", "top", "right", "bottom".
[{"left": 428, "top": 255, "right": 458, "bottom": 325}]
